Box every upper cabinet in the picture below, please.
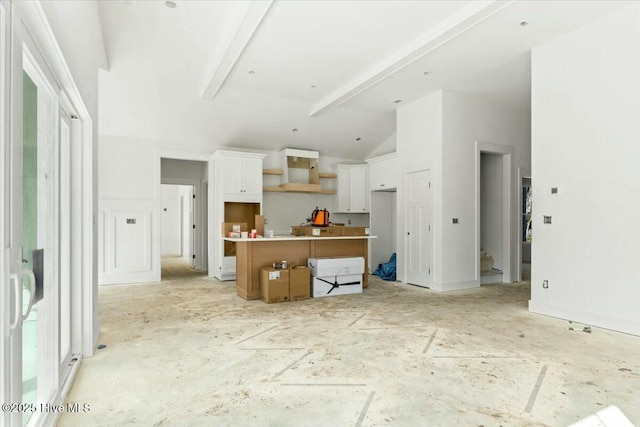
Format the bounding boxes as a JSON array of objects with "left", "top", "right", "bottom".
[
  {"left": 213, "top": 151, "right": 266, "bottom": 201},
  {"left": 334, "top": 164, "right": 369, "bottom": 213},
  {"left": 366, "top": 153, "right": 397, "bottom": 191}
]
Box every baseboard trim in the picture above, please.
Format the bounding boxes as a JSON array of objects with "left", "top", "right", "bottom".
[
  {"left": 529, "top": 300, "right": 640, "bottom": 336},
  {"left": 430, "top": 279, "right": 480, "bottom": 292}
]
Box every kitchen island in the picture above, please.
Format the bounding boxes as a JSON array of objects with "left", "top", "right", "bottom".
[{"left": 223, "top": 235, "right": 376, "bottom": 300}]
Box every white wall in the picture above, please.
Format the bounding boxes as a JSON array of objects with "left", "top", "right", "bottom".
[
  {"left": 396, "top": 90, "right": 530, "bottom": 291},
  {"left": 480, "top": 153, "right": 503, "bottom": 269},
  {"left": 530, "top": 5, "right": 640, "bottom": 336},
  {"left": 396, "top": 91, "right": 443, "bottom": 285},
  {"left": 98, "top": 136, "right": 157, "bottom": 284},
  {"left": 98, "top": 134, "right": 212, "bottom": 283}
]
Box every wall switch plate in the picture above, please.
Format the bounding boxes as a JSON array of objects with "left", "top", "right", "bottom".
[
  {"left": 452, "top": 218, "right": 459, "bottom": 224},
  {"left": 551, "top": 187, "right": 558, "bottom": 194},
  {"left": 126, "top": 218, "right": 136, "bottom": 224},
  {"left": 543, "top": 215, "right": 552, "bottom": 224}
]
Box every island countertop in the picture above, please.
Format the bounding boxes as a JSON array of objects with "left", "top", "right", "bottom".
[{"left": 223, "top": 235, "right": 376, "bottom": 242}]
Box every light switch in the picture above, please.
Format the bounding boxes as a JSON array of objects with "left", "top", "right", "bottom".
[
  {"left": 452, "top": 218, "right": 459, "bottom": 224},
  {"left": 543, "top": 216, "right": 552, "bottom": 224}
]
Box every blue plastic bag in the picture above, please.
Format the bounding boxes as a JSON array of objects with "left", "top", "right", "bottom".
[{"left": 373, "top": 253, "right": 396, "bottom": 281}]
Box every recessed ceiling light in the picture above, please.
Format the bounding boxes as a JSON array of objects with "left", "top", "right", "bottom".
[
  {"left": 393, "top": 99, "right": 403, "bottom": 104},
  {"left": 355, "top": 137, "right": 362, "bottom": 141},
  {"left": 292, "top": 128, "right": 298, "bottom": 132},
  {"left": 519, "top": 21, "right": 529, "bottom": 27},
  {"left": 165, "top": 1, "right": 177, "bottom": 9},
  {"left": 310, "top": 84, "right": 316, "bottom": 88},
  {"left": 423, "top": 71, "right": 432, "bottom": 76},
  {"left": 248, "top": 70, "right": 256, "bottom": 75}
]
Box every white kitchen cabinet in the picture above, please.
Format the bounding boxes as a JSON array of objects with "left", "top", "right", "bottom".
[
  {"left": 366, "top": 153, "right": 397, "bottom": 191},
  {"left": 210, "top": 150, "right": 266, "bottom": 281},
  {"left": 221, "top": 154, "right": 263, "bottom": 198},
  {"left": 334, "top": 164, "right": 369, "bottom": 213}
]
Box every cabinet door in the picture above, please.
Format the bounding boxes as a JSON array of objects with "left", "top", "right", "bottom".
[
  {"left": 222, "top": 155, "right": 244, "bottom": 195},
  {"left": 369, "top": 161, "right": 385, "bottom": 190},
  {"left": 349, "top": 166, "right": 367, "bottom": 212},
  {"left": 336, "top": 166, "right": 350, "bottom": 212},
  {"left": 242, "top": 157, "right": 263, "bottom": 195},
  {"left": 385, "top": 156, "right": 397, "bottom": 189}
]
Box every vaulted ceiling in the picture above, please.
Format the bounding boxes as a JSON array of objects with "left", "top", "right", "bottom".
[{"left": 97, "top": 0, "right": 629, "bottom": 159}]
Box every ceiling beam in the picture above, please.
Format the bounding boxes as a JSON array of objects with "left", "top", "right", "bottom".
[
  {"left": 309, "top": 0, "right": 513, "bottom": 117},
  {"left": 200, "top": 0, "right": 273, "bottom": 102}
]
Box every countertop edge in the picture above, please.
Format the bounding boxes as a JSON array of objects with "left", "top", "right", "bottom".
[{"left": 223, "top": 236, "right": 376, "bottom": 242}]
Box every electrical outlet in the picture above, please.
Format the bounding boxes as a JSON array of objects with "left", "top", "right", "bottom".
[
  {"left": 543, "top": 215, "right": 552, "bottom": 224},
  {"left": 542, "top": 280, "right": 548, "bottom": 289},
  {"left": 452, "top": 218, "right": 459, "bottom": 224}
]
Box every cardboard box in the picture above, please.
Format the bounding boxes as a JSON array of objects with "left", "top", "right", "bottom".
[
  {"left": 260, "top": 267, "right": 290, "bottom": 304},
  {"left": 341, "top": 226, "right": 370, "bottom": 236},
  {"left": 289, "top": 265, "right": 310, "bottom": 301},
  {"left": 312, "top": 274, "right": 363, "bottom": 297},
  {"left": 291, "top": 226, "right": 343, "bottom": 237},
  {"left": 307, "top": 257, "right": 365, "bottom": 277}
]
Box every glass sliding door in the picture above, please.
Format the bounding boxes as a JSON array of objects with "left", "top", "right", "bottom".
[{"left": 8, "top": 16, "right": 59, "bottom": 427}]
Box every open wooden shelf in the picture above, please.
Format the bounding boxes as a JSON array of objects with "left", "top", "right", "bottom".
[
  {"left": 263, "top": 186, "right": 336, "bottom": 194},
  {"left": 263, "top": 169, "right": 336, "bottom": 178},
  {"left": 263, "top": 168, "right": 284, "bottom": 175},
  {"left": 318, "top": 172, "right": 337, "bottom": 179}
]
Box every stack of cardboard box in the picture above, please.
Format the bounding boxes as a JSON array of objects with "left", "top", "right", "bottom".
[{"left": 260, "top": 265, "right": 311, "bottom": 304}]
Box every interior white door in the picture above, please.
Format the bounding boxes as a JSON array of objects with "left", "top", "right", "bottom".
[{"left": 405, "top": 170, "right": 432, "bottom": 287}]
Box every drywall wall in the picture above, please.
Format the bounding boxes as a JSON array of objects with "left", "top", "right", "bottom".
[
  {"left": 98, "top": 136, "right": 158, "bottom": 284},
  {"left": 480, "top": 153, "right": 503, "bottom": 270},
  {"left": 396, "top": 91, "right": 442, "bottom": 284},
  {"left": 396, "top": 90, "right": 530, "bottom": 290},
  {"left": 530, "top": 5, "right": 640, "bottom": 336}
]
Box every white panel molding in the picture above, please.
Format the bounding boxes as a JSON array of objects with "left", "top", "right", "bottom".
[
  {"left": 111, "top": 211, "right": 151, "bottom": 272},
  {"left": 310, "top": 0, "right": 512, "bottom": 117},
  {"left": 200, "top": 0, "right": 274, "bottom": 102},
  {"left": 98, "top": 199, "right": 156, "bottom": 285}
]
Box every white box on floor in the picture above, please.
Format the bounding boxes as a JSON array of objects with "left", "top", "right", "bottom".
[
  {"left": 312, "top": 274, "right": 363, "bottom": 297},
  {"left": 307, "top": 257, "right": 364, "bottom": 277}
]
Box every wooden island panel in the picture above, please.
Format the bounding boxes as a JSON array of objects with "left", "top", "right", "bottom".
[
  {"left": 232, "top": 236, "right": 372, "bottom": 300},
  {"left": 236, "top": 239, "right": 310, "bottom": 300}
]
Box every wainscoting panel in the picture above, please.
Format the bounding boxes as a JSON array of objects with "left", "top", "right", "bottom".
[{"left": 98, "top": 199, "right": 158, "bottom": 285}]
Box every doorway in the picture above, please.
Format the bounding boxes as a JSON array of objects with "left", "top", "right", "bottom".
[
  {"left": 519, "top": 172, "right": 532, "bottom": 282},
  {"left": 159, "top": 158, "right": 208, "bottom": 279},
  {"left": 160, "top": 184, "right": 196, "bottom": 277},
  {"left": 476, "top": 141, "right": 513, "bottom": 284}
]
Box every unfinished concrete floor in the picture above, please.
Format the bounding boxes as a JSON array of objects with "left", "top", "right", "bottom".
[{"left": 58, "top": 257, "right": 640, "bottom": 427}]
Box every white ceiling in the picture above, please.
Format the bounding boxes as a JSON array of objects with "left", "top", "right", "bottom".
[{"left": 97, "top": 0, "right": 631, "bottom": 160}]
